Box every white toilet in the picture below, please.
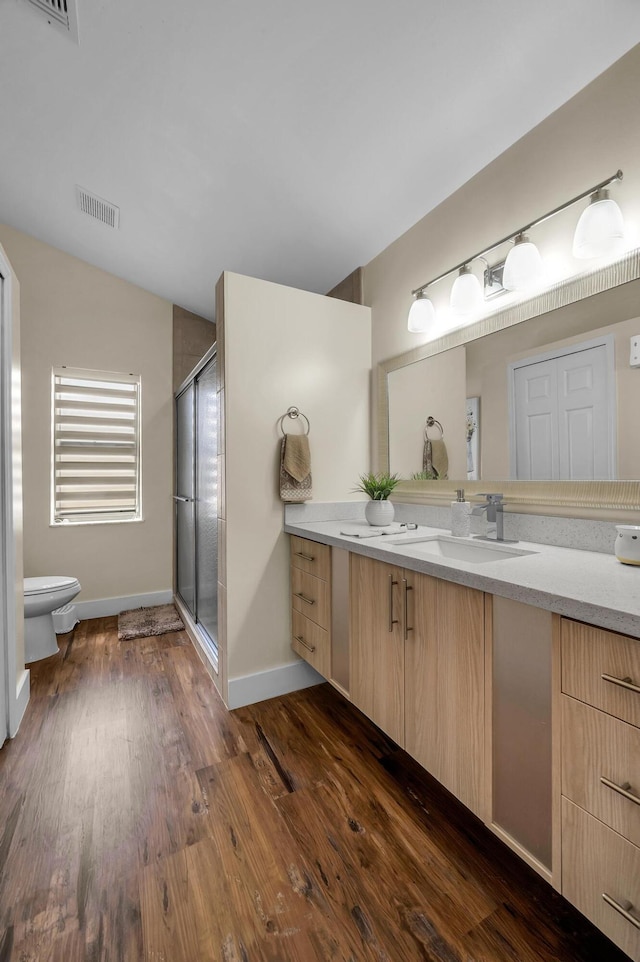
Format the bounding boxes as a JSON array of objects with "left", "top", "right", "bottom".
[{"left": 23, "top": 576, "right": 81, "bottom": 662}]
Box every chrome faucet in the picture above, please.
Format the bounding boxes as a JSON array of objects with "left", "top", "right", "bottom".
[{"left": 471, "top": 493, "right": 518, "bottom": 543}]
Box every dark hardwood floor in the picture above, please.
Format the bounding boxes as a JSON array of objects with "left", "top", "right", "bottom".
[{"left": 0, "top": 618, "right": 627, "bottom": 961}]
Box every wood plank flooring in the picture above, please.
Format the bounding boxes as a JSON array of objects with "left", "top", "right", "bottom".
[{"left": 0, "top": 617, "right": 628, "bottom": 961}]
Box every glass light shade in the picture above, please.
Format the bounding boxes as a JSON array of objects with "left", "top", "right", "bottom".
[
  {"left": 503, "top": 235, "right": 544, "bottom": 291},
  {"left": 572, "top": 193, "right": 625, "bottom": 259},
  {"left": 407, "top": 293, "right": 436, "bottom": 333},
  {"left": 450, "top": 267, "right": 482, "bottom": 316}
]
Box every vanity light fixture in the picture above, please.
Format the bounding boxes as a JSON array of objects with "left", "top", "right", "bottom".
[
  {"left": 502, "top": 233, "right": 544, "bottom": 291},
  {"left": 407, "top": 291, "right": 436, "bottom": 333},
  {"left": 450, "top": 265, "right": 483, "bottom": 316},
  {"left": 407, "top": 169, "right": 624, "bottom": 332}
]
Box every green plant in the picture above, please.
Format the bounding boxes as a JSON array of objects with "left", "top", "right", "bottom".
[
  {"left": 410, "top": 469, "right": 437, "bottom": 481},
  {"left": 353, "top": 471, "right": 401, "bottom": 500}
]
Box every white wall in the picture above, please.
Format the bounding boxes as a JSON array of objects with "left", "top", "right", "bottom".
[
  {"left": 364, "top": 46, "right": 640, "bottom": 468},
  {"left": 223, "top": 272, "right": 370, "bottom": 686},
  {"left": 0, "top": 224, "right": 174, "bottom": 605}
]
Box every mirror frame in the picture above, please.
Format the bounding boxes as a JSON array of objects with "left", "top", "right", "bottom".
[{"left": 377, "top": 248, "right": 640, "bottom": 513}]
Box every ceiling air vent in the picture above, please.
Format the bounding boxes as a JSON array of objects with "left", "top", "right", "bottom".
[
  {"left": 26, "top": 0, "right": 79, "bottom": 43},
  {"left": 76, "top": 187, "right": 120, "bottom": 229}
]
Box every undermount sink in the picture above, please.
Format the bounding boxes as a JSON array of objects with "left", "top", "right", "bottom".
[{"left": 387, "top": 534, "right": 538, "bottom": 564}]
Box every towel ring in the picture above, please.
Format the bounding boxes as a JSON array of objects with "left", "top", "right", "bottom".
[
  {"left": 424, "top": 416, "right": 444, "bottom": 441},
  {"left": 278, "top": 406, "right": 310, "bottom": 436}
]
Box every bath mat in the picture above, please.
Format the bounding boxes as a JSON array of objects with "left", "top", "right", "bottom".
[{"left": 117, "top": 603, "right": 184, "bottom": 641}]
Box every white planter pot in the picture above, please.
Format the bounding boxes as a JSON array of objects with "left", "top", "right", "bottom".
[
  {"left": 614, "top": 524, "right": 640, "bottom": 565},
  {"left": 365, "top": 499, "right": 394, "bottom": 527}
]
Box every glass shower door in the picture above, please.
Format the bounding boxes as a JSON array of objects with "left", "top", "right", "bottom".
[
  {"left": 195, "top": 355, "right": 218, "bottom": 648},
  {"left": 175, "top": 383, "right": 196, "bottom": 616}
]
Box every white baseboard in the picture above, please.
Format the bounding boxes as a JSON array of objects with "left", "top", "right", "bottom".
[
  {"left": 227, "top": 659, "right": 324, "bottom": 710},
  {"left": 9, "top": 668, "right": 30, "bottom": 737},
  {"left": 75, "top": 589, "right": 173, "bottom": 620}
]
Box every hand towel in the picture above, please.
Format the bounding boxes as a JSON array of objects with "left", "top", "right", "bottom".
[
  {"left": 280, "top": 436, "right": 312, "bottom": 502},
  {"left": 283, "top": 434, "right": 311, "bottom": 482},
  {"left": 431, "top": 439, "right": 449, "bottom": 480}
]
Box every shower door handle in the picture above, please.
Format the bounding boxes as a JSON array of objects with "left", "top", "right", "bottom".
[{"left": 173, "top": 496, "right": 194, "bottom": 502}]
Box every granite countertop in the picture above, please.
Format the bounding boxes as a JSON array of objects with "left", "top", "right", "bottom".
[{"left": 284, "top": 518, "right": 640, "bottom": 639}]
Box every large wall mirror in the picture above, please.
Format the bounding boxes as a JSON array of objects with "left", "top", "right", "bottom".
[{"left": 378, "top": 250, "right": 640, "bottom": 512}]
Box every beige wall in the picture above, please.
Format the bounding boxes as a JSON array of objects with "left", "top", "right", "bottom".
[
  {"left": 173, "top": 305, "right": 216, "bottom": 391},
  {"left": 364, "top": 45, "right": 640, "bottom": 470},
  {"left": 0, "top": 224, "right": 173, "bottom": 603},
  {"left": 223, "top": 272, "right": 371, "bottom": 682}
]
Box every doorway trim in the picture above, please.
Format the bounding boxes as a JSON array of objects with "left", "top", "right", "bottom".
[{"left": 0, "top": 247, "right": 29, "bottom": 740}]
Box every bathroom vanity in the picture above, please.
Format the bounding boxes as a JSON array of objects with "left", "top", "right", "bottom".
[{"left": 285, "top": 519, "right": 640, "bottom": 961}]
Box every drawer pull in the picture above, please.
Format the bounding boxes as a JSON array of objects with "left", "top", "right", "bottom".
[
  {"left": 601, "top": 776, "right": 640, "bottom": 806},
  {"left": 403, "top": 578, "right": 413, "bottom": 641},
  {"left": 296, "top": 551, "right": 315, "bottom": 562},
  {"left": 602, "top": 672, "right": 640, "bottom": 695},
  {"left": 388, "top": 576, "right": 399, "bottom": 633},
  {"left": 295, "top": 634, "right": 316, "bottom": 653},
  {"left": 295, "top": 592, "right": 315, "bottom": 607},
  {"left": 602, "top": 893, "right": 640, "bottom": 930}
]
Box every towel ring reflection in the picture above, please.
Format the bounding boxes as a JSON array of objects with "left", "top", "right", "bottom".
[
  {"left": 278, "top": 406, "right": 310, "bottom": 436},
  {"left": 424, "top": 416, "right": 444, "bottom": 441}
]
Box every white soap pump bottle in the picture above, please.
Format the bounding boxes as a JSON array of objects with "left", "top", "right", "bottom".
[{"left": 451, "top": 488, "right": 471, "bottom": 538}]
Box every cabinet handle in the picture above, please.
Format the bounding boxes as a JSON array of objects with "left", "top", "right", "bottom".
[
  {"left": 402, "top": 578, "right": 413, "bottom": 640},
  {"left": 602, "top": 672, "right": 640, "bottom": 695},
  {"left": 295, "top": 592, "right": 315, "bottom": 606},
  {"left": 295, "top": 634, "right": 316, "bottom": 653},
  {"left": 388, "top": 576, "right": 398, "bottom": 633},
  {"left": 601, "top": 776, "right": 640, "bottom": 806},
  {"left": 602, "top": 893, "right": 640, "bottom": 930},
  {"left": 296, "top": 551, "right": 315, "bottom": 562}
]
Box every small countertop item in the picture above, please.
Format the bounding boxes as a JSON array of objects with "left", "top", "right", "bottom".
[
  {"left": 614, "top": 524, "right": 640, "bottom": 565},
  {"left": 450, "top": 488, "right": 471, "bottom": 538}
]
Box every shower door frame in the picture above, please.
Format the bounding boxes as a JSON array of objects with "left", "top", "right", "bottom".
[{"left": 174, "top": 343, "right": 218, "bottom": 666}]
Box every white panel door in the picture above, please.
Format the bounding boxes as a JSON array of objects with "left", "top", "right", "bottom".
[
  {"left": 511, "top": 337, "right": 615, "bottom": 481},
  {"left": 513, "top": 359, "right": 559, "bottom": 480},
  {"left": 557, "top": 345, "right": 613, "bottom": 480}
]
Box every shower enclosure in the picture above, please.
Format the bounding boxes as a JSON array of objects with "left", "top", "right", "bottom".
[{"left": 174, "top": 345, "right": 218, "bottom": 661}]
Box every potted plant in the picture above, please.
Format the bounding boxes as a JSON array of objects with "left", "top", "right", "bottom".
[{"left": 354, "top": 471, "right": 401, "bottom": 526}]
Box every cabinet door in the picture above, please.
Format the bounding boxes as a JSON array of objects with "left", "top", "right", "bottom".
[
  {"left": 405, "top": 572, "right": 485, "bottom": 816},
  {"left": 350, "top": 553, "right": 404, "bottom": 745}
]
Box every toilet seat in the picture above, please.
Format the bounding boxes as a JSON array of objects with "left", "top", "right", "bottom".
[{"left": 25, "top": 576, "right": 81, "bottom": 597}]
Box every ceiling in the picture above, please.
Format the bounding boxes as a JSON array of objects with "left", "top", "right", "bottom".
[{"left": 1, "top": 1, "right": 640, "bottom": 321}]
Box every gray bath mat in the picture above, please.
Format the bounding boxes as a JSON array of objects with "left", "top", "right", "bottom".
[{"left": 117, "top": 603, "right": 184, "bottom": 641}]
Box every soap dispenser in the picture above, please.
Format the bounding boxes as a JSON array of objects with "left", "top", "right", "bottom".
[{"left": 451, "top": 488, "right": 471, "bottom": 538}]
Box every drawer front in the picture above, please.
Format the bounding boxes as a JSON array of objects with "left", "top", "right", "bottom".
[
  {"left": 291, "top": 567, "right": 330, "bottom": 630},
  {"left": 562, "top": 695, "right": 640, "bottom": 847},
  {"left": 562, "top": 798, "right": 640, "bottom": 961},
  {"left": 562, "top": 618, "right": 640, "bottom": 728},
  {"left": 290, "top": 536, "right": 331, "bottom": 581},
  {"left": 291, "top": 610, "right": 330, "bottom": 679}
]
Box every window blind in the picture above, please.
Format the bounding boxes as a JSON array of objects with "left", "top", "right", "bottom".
[{"left": 52, "top": 368, "right": 141, "bottom": 524}]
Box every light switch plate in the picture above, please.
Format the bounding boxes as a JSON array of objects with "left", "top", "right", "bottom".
[{"left": 630, "top": 335, "right": 640, "bottom": 368}]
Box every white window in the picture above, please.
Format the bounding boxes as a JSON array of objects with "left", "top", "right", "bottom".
[{"left": 51, "top": 367, "right": 141, "bottom": 525}]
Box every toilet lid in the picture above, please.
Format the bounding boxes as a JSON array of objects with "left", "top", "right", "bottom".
[{"left": 24, "top": 576, "right": 81, "bottom": 596}]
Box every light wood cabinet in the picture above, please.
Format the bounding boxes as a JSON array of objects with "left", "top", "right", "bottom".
[
  {"left": 405, "top": 573, "right": 485, "bottom": 816},
  {"left": 350, "top": 554, "right": 484, "bottom": 813},
  {"left": 289, "top": 538, "right": 350, "bottom": 697},
  {"left": 561, "top": 617, "right": 640, "bottom": 960},
  {"left": 562, "top": 798, "right": 640, "bottom": 962},
  {"left": 349, "top": 553, "right": 405, "bottom": 745}
]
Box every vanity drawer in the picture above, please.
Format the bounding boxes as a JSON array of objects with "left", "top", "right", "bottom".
[
  {"left": 291, "top": 567, "right": 330, "bottom": 630},
  {"left": 562, "top": 798, "right": 640, "bottom": 962},
  {"left": 290, "top": 536, "right": 331, "bottom": 581},
  {"left": 562, "top": 695, "right": 640, "bottom": 846},
  {"left": 562, "top": 618, "right": 640, "bottom": 728},
  {"left": 291, "top": 610, "right": 330, "bottom": 678}
]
